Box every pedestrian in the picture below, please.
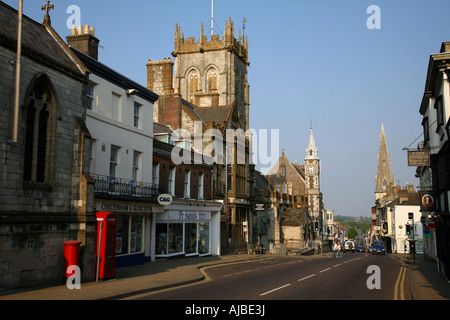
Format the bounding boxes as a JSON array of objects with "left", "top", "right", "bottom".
[
  {"left": 336, "top": 241, "right": 342, "bottom": 258},
  {"left": 332, "top": 240, "right": 337, "bottom": 258}
]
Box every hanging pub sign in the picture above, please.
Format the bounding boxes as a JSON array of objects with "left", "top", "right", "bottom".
[
  {"left": 420, "top": 192, "right": 435, "bottom": 211},
  {"left": 255, "top": 203, "right": 265, "bottom": 211},
  {"left": 407, "top": 149, "right": 430, "bottom": 167}
]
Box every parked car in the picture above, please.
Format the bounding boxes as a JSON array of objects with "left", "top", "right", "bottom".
[
  {"left": 356, "top": 245, "right": 365, "bottom": 252},
  {"left": 368, "top": 245, "right": 373, "bottom": 253},
  {"left": 344, "top": 240, "right": 355, "bottom": 252},
  {"left": 372, "top": 241, "right": 386, "bottom": 255}
]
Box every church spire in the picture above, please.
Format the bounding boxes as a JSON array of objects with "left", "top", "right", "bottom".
[
  {"left": 305, "top": 122, "right": 319, "bottom": 160},
  {"left": 375, "top": 123, "right": 395, "bottom": 200}
]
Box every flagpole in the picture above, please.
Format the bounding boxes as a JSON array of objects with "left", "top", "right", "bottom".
[
  {"left": 12, "top": 0, "right": 23, "bottom": 143},
  {"left": 211, "top": 0, "right": 214, "bottom": 35}
]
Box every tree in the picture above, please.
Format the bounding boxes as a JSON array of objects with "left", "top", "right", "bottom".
[{"left": 348, "top": 227, "right": 357, "bottom": 239}]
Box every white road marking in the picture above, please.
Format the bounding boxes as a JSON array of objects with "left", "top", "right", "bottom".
[
  {"left": 260, "top": 284, "right": 291, "bottom": 296},
  {"left": 298, "top": 274, "right": 316, "bottom": 282}
]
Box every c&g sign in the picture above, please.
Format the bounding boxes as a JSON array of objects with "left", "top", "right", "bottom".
[{"left": 157, "top": 194, "right": 173, "bottom": 206}]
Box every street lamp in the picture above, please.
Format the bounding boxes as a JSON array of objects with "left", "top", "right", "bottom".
[{"left": 409, "top": 212, "right": 415, "bottom": 263}]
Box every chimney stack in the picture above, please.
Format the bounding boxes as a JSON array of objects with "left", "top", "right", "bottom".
[
  {"left": 146, "top": 58, "right": 174, "bottom": 95},
  {"left": 66, "top": 24, "right": 100, "bottom": 60}
]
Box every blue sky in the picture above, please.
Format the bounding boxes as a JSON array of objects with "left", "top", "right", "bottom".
[{"left": 4, "top": 0, "right": 450, "bottom": 217}]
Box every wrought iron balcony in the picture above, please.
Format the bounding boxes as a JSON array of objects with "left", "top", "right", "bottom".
[{"left": 92, "top": 174, "right": 166, "bottom": 201}]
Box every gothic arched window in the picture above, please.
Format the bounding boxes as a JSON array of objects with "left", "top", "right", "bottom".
[
  {"left": 23, "top": 75, "right": 58, "bottom": 184},
  {"left": 206, "top": 67, "right": 218, "bottom": 93},
  {"left": 188, "top": 69, "right": 199, "bottom": 102}
]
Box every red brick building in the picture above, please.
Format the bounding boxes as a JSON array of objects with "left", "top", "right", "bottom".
[{"left": 151, "top": 127, "right": 222, "bottom": 258}]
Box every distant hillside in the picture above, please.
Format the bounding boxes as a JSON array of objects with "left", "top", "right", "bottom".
[{"left": 335, "top": 215, "right": 371, "bottom": 233}]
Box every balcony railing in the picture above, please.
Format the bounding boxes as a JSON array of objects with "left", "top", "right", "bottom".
[{"left": 93, "top": 174, "right": 166, "bottom": 201}]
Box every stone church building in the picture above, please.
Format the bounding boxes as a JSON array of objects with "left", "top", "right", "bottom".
[
  {"left": 265, "top": 127, "right": 324, "bottom": 253},
  {"left": 0, "top": 3, "right": 96, "bottom": 289},
  {"left": 147, "top": 18, "right": 253, "bottom": 253}
]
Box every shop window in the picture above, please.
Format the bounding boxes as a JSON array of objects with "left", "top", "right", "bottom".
[
  {"left": 198, "top": 222, "right": 210, "bottom": 254},
  {"left": 156, "top": 220, "right": 211, "bottom": 256},
  {"left": 116, "top": 214, "right": 143, "bottom": 255},
  {"left": 155, "top": 223, "right": 168, "bottom": 255},
  {"left": 116, "top": 214, "right": 129, "bottom": 255},
  {"left": 185, "top": 223, "right": 198, "bottom": 254},
  {"left": 130, "top": 214, "right": 143, "bottom": 253},
  {"left": 168, "top": 223, "right": 183, "bottom": 254}
]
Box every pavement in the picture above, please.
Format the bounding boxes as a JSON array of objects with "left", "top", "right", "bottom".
[
  {"left": 392, "top": 253, "right": 450, "bottom": 300},
  {"left": 0, "top": 252, "right": 449, "bottom": 300}
]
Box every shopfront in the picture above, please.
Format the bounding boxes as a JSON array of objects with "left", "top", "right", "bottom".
[
  {"left": 153, "top": 200, "right": 222, "bottom": 259},
  {"left": 96, "top": 199, "right": 222, "bottom": 263},
  {"left": 96, "top": 201, "right": 162, "bottom": 267},
  {"left": 155, "top": 211, "right": 214, "bottom": 257}
]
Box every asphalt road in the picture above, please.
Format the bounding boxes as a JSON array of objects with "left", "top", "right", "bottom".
[{"left": 134, "top": 252, "right": 411, "bottom": 300}]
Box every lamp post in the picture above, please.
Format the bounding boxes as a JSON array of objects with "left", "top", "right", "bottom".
[{"left": 409, "top": 212, "right": 416, "bottom": 263}]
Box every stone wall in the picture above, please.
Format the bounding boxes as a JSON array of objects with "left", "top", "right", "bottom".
[{"left": 0, "top": 43, "right": 96, "bottom": 290}]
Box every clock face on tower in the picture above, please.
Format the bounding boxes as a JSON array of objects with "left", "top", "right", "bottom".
[{"left": 307, "top": 165, "right": 316, "bottom": 175}]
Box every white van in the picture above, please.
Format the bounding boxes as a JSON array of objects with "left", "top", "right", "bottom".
[{"left": 344, "top": 240, "right": 355, "bottom": 253}]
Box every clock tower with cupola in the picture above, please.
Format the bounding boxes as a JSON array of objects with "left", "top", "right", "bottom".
[{"left": 305, "top": 126, "right": 321, "bottom": 220}]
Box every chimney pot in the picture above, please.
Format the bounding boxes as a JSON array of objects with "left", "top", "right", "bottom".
[{"left": 67, "top": 25, "right": 100, "bottom": 60}]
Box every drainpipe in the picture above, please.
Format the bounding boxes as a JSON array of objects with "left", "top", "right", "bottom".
[{"left": 12, "top": 0, "right": 23, "bottom": 143}]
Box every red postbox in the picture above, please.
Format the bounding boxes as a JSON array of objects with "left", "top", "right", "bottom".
[
  {"left": 96, "top": 211, "right": 117, "bottom": 280},
  {"left": 63, "top": 240, "right": 82, "bottom": 279}
]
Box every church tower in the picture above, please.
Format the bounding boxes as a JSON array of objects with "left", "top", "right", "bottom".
[
  {"left": 146, "top": 17, "right": 252, "bottom": 253},
  {"left": 171, "top": 18, "right": 250, "bottom": 130},
  {"left": 375, "top": 123, "right": 395, "bottom": 201},
  {"left": 305, "top": 126, "right": 321, "bottom": 219}
]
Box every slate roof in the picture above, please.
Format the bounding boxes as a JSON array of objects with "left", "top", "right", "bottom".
[
  {"left": 181, "top": 99, "right": 202, "bottom": 122},
  {"left": 194, "top": 105, "right": 232, "bottom": 124},
  {"left": 71, "top": 47, "right": 158, "bottom": 103},
  {"left": 0, "top": 2, "right": 86, "bottom": 77},
  {"left": 153, "top": 122, "right": 174, "bottom": 135}
]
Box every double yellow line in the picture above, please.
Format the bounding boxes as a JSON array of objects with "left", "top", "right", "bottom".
[{"left": 394, "top": 267, "right": 407, "bottom": 300}]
